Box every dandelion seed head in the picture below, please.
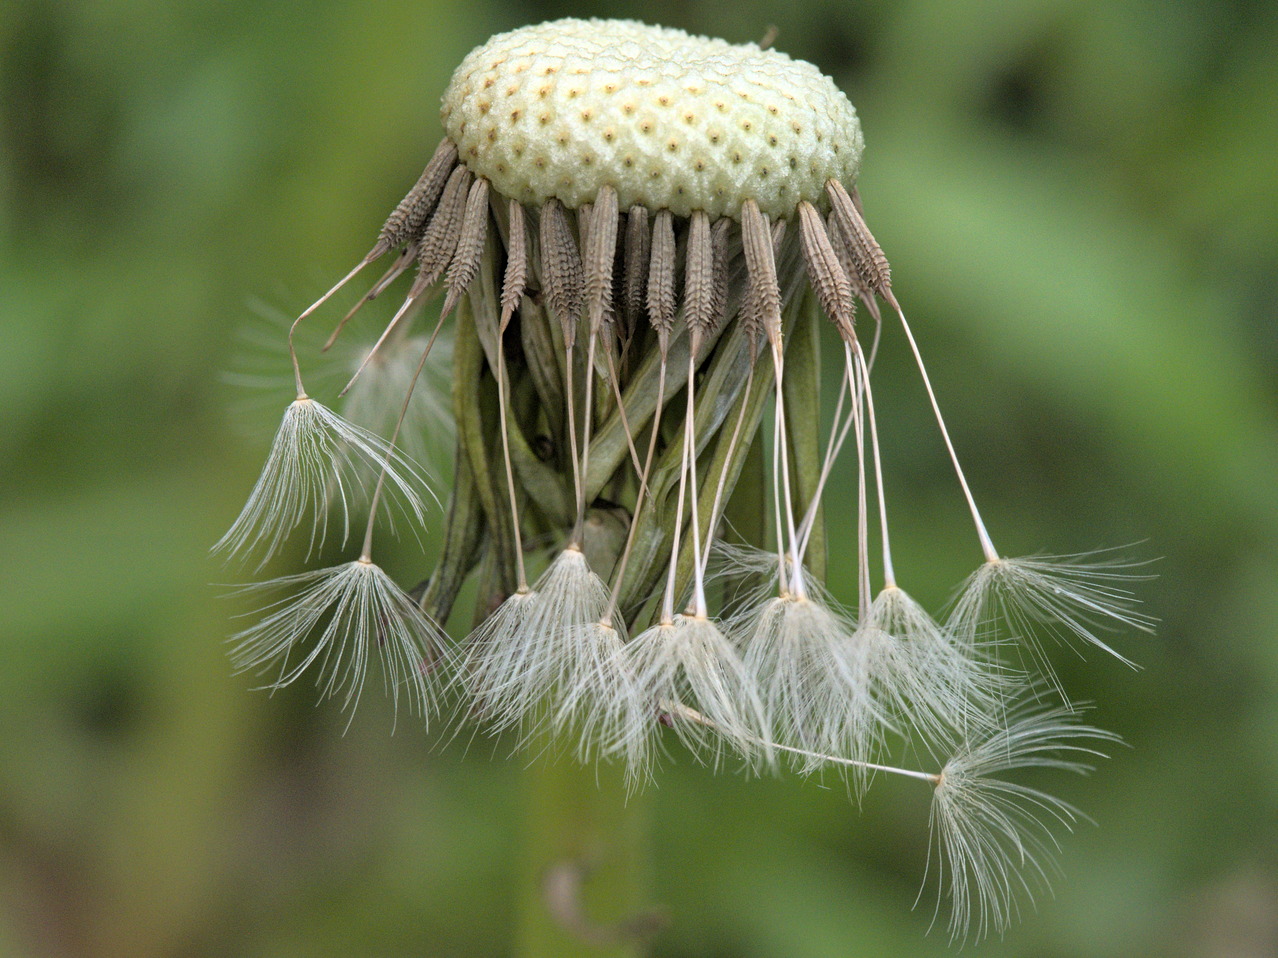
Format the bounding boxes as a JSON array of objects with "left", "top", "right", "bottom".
[
  {"left": 217, "top": 17, "right": 1151, "bottom": 940},
  {"left": 441, "top": 19, "right": 864, "bottom": 219}
]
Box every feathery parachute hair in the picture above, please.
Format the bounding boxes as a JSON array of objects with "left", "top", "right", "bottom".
[{"left": 216, "top": 18, "right": 1148, "bottom": 940}]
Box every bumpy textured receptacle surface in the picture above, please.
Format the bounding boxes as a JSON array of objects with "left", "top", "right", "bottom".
[{"left": 442, "top": 18, "right": 865, "bottom": 219}]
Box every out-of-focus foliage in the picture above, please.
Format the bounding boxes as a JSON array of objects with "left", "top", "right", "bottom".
[{"left": 2, "top": 0, "right": 1276, "bottom": 955}]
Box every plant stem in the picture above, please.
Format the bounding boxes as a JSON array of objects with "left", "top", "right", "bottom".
[{"left": 516, "top": 754, "right": 653, "bottom": 958}]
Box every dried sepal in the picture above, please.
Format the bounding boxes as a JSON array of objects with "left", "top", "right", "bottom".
[
  {"left": 584, "top": 185, "right": 619, "bottom": 332},
  {"left": 646, "top": 209, "right": 678, "bottom": 345},
  {"left": 500, "top": 198, "right": 528, "bottom": 330},
  {"left": 411, "top": 164, "right": 473, "bottom": 296},
  {"left": 621, "top": 205, "right": 651, "bottom": 331},
  {"left": 797, "top": 200, "right": 856, "bottom": 340}
]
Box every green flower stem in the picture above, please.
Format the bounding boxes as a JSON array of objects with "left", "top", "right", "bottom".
[
  {"left": 784, "top": 293, "right": 826, "bottom": 582},
  {"left": 454, "top": 296, "right": 518, "bottom": 597},
  {"left": 416, "top": 435, "right": 486, "bottom": 625},
  {"left": 517, "top": 757, "right": 653, "bottom": 958},
  {"left": 520, "top": 294, "right": 568, "bottom": 446}
]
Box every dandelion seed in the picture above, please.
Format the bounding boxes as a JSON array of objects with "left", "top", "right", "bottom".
[
  {"left": 340, "top": 331, "right": 454, "bottom": 480},
  {"left": 213, "top": 397, "right": 428, "bottom": 566},
  {"left": 949, "top": 553, "right": 1154, "bottom": 678},
  {"left": 461, "top": 548, "right": 617, "bottom": 739},
  {"left": 926, "top": 697, "right": 1121, "bottom": 942},
  {"left": 626, "top": 614, "right": 770, "bottom": 775},
  {"left": 863, "top": 585, "right": 1009, "bottom": 741},
  {"left": 733, "top": 590, "right": 883, "bottom": 767},
  {"left": 230, "top": 557, "right": 448, "bottom": 720}
]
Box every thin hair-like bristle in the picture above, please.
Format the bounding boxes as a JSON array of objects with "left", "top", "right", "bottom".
[
  {"left": 927, "top": 696, "right": 1119, "bottom": 942},
  {"left": 410, "top": 164, "right": 473, "bottom": 297},
  {"left": 500, "top": 198, "right": 527, "bottom": 330},
  {"left": 375, "top": 138, "right": 460, "bottom": 256},
  {"left": 826, "top": 179, "right": 892, "bottom": 302},
  {"left": 622, "top": 205, "right": 650, "bottom": 331},
  {"left": 213, "top": 397, "right": 430, "bottom": 567},
  {"left": 441, "top": 177, "right": 490, "bottom": 318},
  {"left": 540, "top": 198, "right": 585, "bottom": 345},
  {"left": 584, "top": 186, "right": 619, "bottom": 332},
  {"left": 798, "top": 201, "right": 857, "bottom": 341},
  {"left": 684, "top": 210, "right": 716, "bottom": 346},
  {"left": 320, "top": 242, "right": 418, "bottom": 352},
  {"left": 230, "top": 559, "right": 449, "bottom": 721},
  {"left": 647, "top": 209, "right": 677, "bottom": 346}
]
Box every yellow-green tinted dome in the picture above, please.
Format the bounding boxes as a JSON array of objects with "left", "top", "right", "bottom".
[{"left": 441, "top": 19, "right": 864, "bottom": 220}]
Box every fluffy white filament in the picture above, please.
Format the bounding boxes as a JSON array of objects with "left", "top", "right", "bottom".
[
  {"left": 461, "top": 549, "right": 630, "bottom": 752},
  {"left": 340, "top": 331, "right": 455, "bottom": 480},
  {"left": 864, "top": 585, "right": 1007, "bottom": 741},
  {"left": 625, "top": 615, "right": 771, "bottom": 777},
  {"left": 230, "top": 558, "right": 448, "bottom": 719},
  {"left": 214, "top": 397, "right": 429, "bottom": 566},
  {"left": 949, "top": 555, "right": 1154, "bottom": 679},
  {"left": 926, "top": 698, "right": 1120, "bottom": 941},
  {"left": 733, "top": 592, "right": 881, "bottom": 767}
]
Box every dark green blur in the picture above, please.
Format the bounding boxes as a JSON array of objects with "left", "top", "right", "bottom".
[{"left": 2, "top": 1, "right": 1276, "bottom": 955}]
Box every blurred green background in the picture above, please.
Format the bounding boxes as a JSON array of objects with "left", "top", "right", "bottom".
[{"left": 3, "top": 0, "right": 1277, "bottom": 955}]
